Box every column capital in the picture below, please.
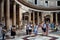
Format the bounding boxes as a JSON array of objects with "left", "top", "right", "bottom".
[
  {"left": 37, "top": 11, "right": 39, "bottom": 13},
  {"left": 28, "top": 10, "right": 32, "bottom": 14},
  {"left": 12, "top": 0, "right": 16, "bottom": 5},
  {"left": 19, "top": 5, "right": 21, "bottom": 8}
]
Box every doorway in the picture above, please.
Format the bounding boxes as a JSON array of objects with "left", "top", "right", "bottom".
[{"left": 44, "top": 15, "right": 50, "bottom": 23}]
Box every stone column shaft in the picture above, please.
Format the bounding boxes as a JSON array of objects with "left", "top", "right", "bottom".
[
  {"left": 29, "top": 12, "right": 31, "bottom": 22},
  {"left": 42, "top": 12, "right": 44, "bottom": 21},
  {"left": 18, "top": 6, "right": 22, "bottom": 29},
  {"left": 0, "top": 0, "right": 4, "bottom": 23},
  {"left": 37, "top": 12, "right": 39, "bottom": 25},
  {"left": 12, "top": 2, "right": 16, "bottom": 26},
  {"left": 33, "top": 11, "right": 35, "bottom": 25},
  {"left": 0, "top": 3, "right": 1, "bottom": 22},
  {"left": 18, "top": 6, "right": 21, "bottom": 28},
  {"left": 50, "top": 13, "right": 53, "bottom": 23},
  {"left": 56, "top": 13, "right": 58, "bottom": 25},
  {"left": 5, "top": 0, "right": 10, "bottom": 29}
]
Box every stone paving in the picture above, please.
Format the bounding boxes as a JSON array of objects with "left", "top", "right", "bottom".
[
  {"left": 0, "top": 25, "right": 60, "bottom": 40},
  {"left": 6, "top": 33, "right": 60, "bottom": 40},
  {"left": 5, "top": 29, "right": 60, "bottom": 40}
]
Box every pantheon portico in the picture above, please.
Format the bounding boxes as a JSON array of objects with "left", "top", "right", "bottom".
[{"left": 0, "top": 0, "right": 60, "bottom": 30}]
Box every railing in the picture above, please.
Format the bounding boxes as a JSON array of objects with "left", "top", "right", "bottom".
[{"left": 17, "top": 0, "right": 60, "bottom": 11}]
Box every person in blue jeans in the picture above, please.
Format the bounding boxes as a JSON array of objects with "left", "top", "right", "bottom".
[{"left": 33, "top": 24, "right": 38, "bottom": 35}]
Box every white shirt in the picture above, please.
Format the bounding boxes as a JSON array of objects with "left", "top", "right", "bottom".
[{"left": 43, "top": 24, "right": 46, "bottom": 28}]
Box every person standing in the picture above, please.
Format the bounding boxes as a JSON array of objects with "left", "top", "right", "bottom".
[
  {"left": 11, "top": 25, "right": 16, "bottom": 38},
  {"left": 33, "top": 24, "right": 38, "bottom": 36},
  {"left": 42, "top": 22, "right": 47, "bottom": 36},
  {"left": 29, "top": 23, "right": 32, "bottom": 35},
  {"left": 26, "top": 23, "right": 30, "bottom": 35},
  {"left": 2, "top": 26, "right": 7, "bottom": 40}
]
